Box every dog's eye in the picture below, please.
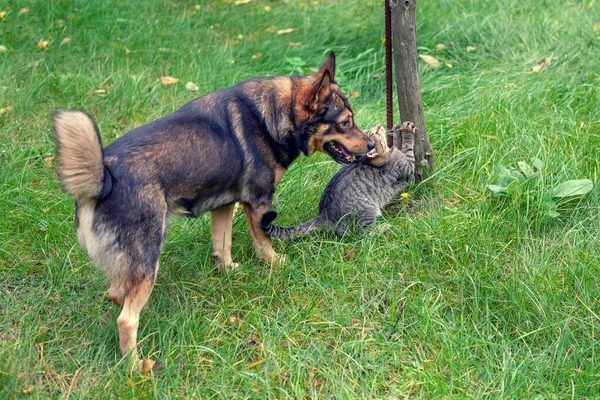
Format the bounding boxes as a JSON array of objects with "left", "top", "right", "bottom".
[{"left": 340, "top": 120, "right": 350, "bottom": 129}]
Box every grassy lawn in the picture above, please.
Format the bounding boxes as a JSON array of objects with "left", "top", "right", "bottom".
[{"left": 1, "top": 0, "right": 599, "bottom": 397}]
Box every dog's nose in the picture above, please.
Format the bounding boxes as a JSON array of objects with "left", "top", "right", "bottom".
[{"left": 367, "top": 139, "right": 376, "bottom": 151}]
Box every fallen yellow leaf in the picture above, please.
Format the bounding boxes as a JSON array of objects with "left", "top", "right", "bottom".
[
  {"left": 60, "top": 37, "right": 71, "bottom": 46},
  {"left": 444, "top": 62, "right": 453, "bottom": 68},
  {"left": 0, "top": 45, "right": 6, "bottom": 52},
  {"left": 419, "top": 54, "right": 440, "bottom": 68},
  {"left": 185, "top": 81, "right": 198, "bottom": 91},
  {"left": 265, "top": 25, "right": 278, "bottom": 33},
  {"left": 264, "top": 5, "right": 271, "bottom": 11},
  {"left": 372, "top": 72, "right": 384, "bottom": 79},
  {"left": 532, "top": 55, "right": 556, "bottom": 73},
  {"left": 0, "top": 11, "right": 6, "bottom": 19},
  {"left": 234, "top": 0, "right": 252, "bottom": 4},
  {"left": 252, "top": 52, "right": 262, "bottom": 59},
  {"left": 160, "top": 76, "right": 179, "bottom": 85},
  {"left": 287, "top": 42, "right": 302, "bottom": 47},
  {"left": 247, "top": 359, "right": 265, "bottom": 368},
  {"left": 0, "top": 106, "right": 13, "bottom": 114},
  {"left": 466, "top": 46, "right": 476, "bottom": 52},
  {"left": 37, "top": 38, "right": 49, "bottom": 49},
  {"left": 18, "top": 8, "right": 28, "bottom": 16},
  {"left": 593, "top": 23, "right": 600, "bottom": 32},
  {"left": 277, "top": 28, "right": 295, "bottom": 35},
  {"left": 44, "top": 156, "right": 54, "bottom": 168},
  {"left": 400, "top": 192, "right": 410, "bottom": 198},
  {"left": 349, "top": 91, "right": 360, "bottom": 97},
  {"left": 435, "top": 43, "right": 446, "bottom": 51}
]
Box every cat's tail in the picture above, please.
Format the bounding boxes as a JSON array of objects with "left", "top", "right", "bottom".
[
  {"left": 52, "top": 110, "right": 112, "bottom": 201},
  {"left": 260, "top": 211, "right": 328, "bottom": 240}
]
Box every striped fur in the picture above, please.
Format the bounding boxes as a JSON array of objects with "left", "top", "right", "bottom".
[{"left": 262, "top": 122, "right": 416, "bottom": 238}]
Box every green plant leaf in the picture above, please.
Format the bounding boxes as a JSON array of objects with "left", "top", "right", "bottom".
[
  {"left": 487, "top": 184, "right": 508, "bottom": 193},
  {"left": 532, "top": 158, "right": 544, "bottom": 171},
  {"left": 518, "top": 161, "right": 534, "bottom": 177},
  {"left": 286, "top": 57, "right": 306, "bottom": 67},
  {"left": 551, "top": 179, "right": 593, "bottom": 198},
  {"left": 548, "top": 210, "right": 560, "bottom": 218},
  {"left": 495, "top": 174, "right": 518, "bottom": 188}
]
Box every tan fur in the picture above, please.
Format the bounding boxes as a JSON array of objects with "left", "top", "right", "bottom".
[
  {"left": 242, "top": 203, "right": 283, "bottom": 265},
  {"left": 274, "top": 165, "right": 287, "bottom": 187},
  {"left": 76, "top": 200, "right": 126, "bottom": 284},
  {"left": 211, "top": 204, "right": 237, "bottom": 273},
  {"left": 117, "top": 277, "right": 154, "bottom": 367},
  {"left": 53, "top": 111, "right": 104, "bottom": 200}
]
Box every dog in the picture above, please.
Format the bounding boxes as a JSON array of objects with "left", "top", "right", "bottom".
[{"left": 52, "top": 52, "right": 374, "bottom": 369}]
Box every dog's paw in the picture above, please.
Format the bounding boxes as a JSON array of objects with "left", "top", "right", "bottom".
[
  {"left": 218, "top": 262, "right": 240, "bottom": 274},
  {"left": 213, "top": 254, "right": 240, "bottom": 274},
  {"left": 217, "top": 262, "right": 240, "bottom": 275},
  {"left": 400, "top": 121, "right": 416, "bottom": 134}
]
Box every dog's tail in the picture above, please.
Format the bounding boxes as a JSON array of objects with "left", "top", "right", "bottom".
[
  {"left": 52, "top": 110, "right": 112, "bottom": 201},
  {"left": 260, "top": 211, "right": 328, "bottom": 240}
]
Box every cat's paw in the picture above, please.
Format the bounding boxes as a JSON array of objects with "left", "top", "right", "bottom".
[{"left": 400, "top": 121, "right": 416, "bottom": 134}]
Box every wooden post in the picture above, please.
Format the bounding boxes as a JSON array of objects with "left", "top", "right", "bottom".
[{"left": 389, "top": 0, "right": 433, "bottom": 182}]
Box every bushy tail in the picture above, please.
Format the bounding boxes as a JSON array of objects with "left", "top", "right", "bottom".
[
  {"left": 260, "top": 211, "right": 328, "bottom": 240},
  {"left": 52, "top": 110, "right": 111, "bottom": 201}
]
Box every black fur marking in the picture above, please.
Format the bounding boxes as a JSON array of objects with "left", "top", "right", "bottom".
[
  {"left": 260, "top": 211, "right": 278, "bottom": 230},
  {"left": 95, "top": 166, "right": 114, "bottom": 201}
]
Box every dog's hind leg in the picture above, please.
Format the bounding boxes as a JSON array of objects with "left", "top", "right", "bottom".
[
  {"left": 211, "top": 204, "right": 238, "bottom": 273},
  {"left": 117, "top": 274, "right": 155, "bottom": 369}
]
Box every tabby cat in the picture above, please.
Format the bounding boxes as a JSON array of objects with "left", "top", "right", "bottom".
[{"left": 260, "top": 121, "right": 416, "bottom": 238}]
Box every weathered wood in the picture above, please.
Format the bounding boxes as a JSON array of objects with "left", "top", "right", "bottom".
[{"left": 389, "top": 0, "right": 433, "bottom": 182}]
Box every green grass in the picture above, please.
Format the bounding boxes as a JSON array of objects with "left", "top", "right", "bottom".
[{"left": 1, "top": 0, "right": 599, "bottom": 397}]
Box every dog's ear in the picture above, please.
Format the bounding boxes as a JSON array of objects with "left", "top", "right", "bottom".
[
  {"left": 307, "top": 52, "right": 336, "bottom": 110},
  {"left": 318, "top": 51, "right": 336, "bottom": 82}
]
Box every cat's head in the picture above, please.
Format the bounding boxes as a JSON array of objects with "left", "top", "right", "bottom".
[{"left": 360, "top": 124, "right": 393, "bottom": 166}]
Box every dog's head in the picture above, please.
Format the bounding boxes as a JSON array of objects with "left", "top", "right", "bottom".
[
  {"left": 293, "top": 52, "right": 374, "bottom": 164},
  {"left": 359, "top": 124, "right": 394, "bottom": 167}
]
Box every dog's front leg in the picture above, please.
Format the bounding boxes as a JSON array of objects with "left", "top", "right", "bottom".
[
  {"left": 211, "top": 204, "right": 238, "bottom": 273},
  {"left": 242, "top": 203, "right": 286, "bottom": 265}
]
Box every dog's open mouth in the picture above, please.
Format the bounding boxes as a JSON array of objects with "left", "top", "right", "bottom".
[{"left": 324, "top": 141, "right": 356, "bottom": 164}]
